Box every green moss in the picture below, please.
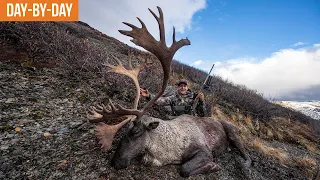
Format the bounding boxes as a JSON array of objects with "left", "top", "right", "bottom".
[
  {"left": 0, "top": 124, "right": 14, "bottom": 133},
  {"left": 77, "top": 93, "right": 90, "bottom": 103},
  {"left": 30, "top": 110, "right": 46, "bottom": 119},
  {"left": 27, "top": 97, "right": 38, "bottom": 102}
]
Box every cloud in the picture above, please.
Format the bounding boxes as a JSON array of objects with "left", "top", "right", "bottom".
[
  {"left": 292, "top": 41, "right": 306, "bottom": 47},
  {"left": 192, "top": 60, "right": 203, "bottom": 66},
  {"left": 314, "top": 43, "right": 320, "bottom": 48},
  {"left": 219, "top": 1, "right": 227, "bottom": 6},
  {"left": 279, "top": 85, "right": 320, "bottom": 101},
  {"left": 194, "top": 45, "right": 320, "bottom": 100},
  {"left": 79, "top": 0, "right": 206, "bottom": 50}
]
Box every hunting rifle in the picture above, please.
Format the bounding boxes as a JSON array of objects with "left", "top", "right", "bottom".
[{"left": 192, "top": 63, "right": 215, "bottom": 115}]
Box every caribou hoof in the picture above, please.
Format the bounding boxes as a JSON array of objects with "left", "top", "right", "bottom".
[{"left": 180, "top": 162, "right": 222, "bottom": 177}]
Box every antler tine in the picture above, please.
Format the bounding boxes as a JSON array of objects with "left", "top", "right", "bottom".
[
  {"left": 123, "top": 22, "right": 139, "bottom": 30},
  {"left": 87, "top": 106, "right": 103, "bottom": 123},
  {"left": 88, "top": 99, "right": 138, "bottom": 151},
  {"left": 110, "top": 54, "right": 123, "bottom": 66},
  {"left": 137, "top": 54, "right": 154, "bottom": 67},
  {"left": 136, "top": 17, "right": 146, "bottom": 29},
  {"left": 148, "top": 6, "right": 166, "bottom": 45},
  {"left": 172, "top": 26, "right": 176, "bottom": 43},
  {"left": 128, "top": 51, "right": 133, "bottom": 69},
  {"left": 95, "top": 116, "right": 132, "bottom": 151},
  {"left": 109, "top": 99, "right": 142, "bottom": 116},
  {"left": 88, "top": 100, "right": 142, "bottom": 123}
]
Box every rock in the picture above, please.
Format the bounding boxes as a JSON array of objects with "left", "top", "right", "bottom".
[
  {"left": 5, "top": 98, "right": 15, "bottom": 103},
  {"left": 0, "top": 145, "right": 9, "bottom": 150},
  {"left": 20, "top": 129, "right": 27, "bottom": 134},
  {"left": 44, "top": 132, "right": 51, "bottom": 137},
  {"left": 15, "top": 127, "right": 21, "bottom": 132},
  {"left": 69, "top": 121, "right": 83, "bottom": 129},
  {"left": 12, "top": 148, "right": 23, "bottom": 155},
  {"left": 56, "top": 127, "right": 69, "bottom": 134},
  {"left": 45, "top": 127, "right": 54, "bottom": 132},
  {"left": 9, "top": 139, "right": 19, "bottom": 144},
  {"left": 5, "top": 134, "right": 15, "bottom": 139}
]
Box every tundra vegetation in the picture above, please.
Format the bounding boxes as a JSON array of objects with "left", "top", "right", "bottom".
[{"left": 0, "top": 7, "right": 319, "bottom": 180}]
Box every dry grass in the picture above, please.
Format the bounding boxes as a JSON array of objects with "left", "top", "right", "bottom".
[
  {"left": 252, "top": 138, "right": 289, "bottom": 165},
  {"left": 252, "top": 137, "right": 318, "bottom": 179},
  {"left": 295, "top": 135, "right": 319, "bottom": 155},
  {"left": 293, "top": 157, "right": 318, "bottom": 179},
  {"left": 211, "top": 105, "right": 229, "bottom": 121},
  {"left": 269, "top": 118, "right": 320, "bottom": 155},
  {"left": 211, "top": 105, "right": 319, "bottom": 179},
  {"left": 216, "top": 106, "right": 320, "bottom": 155}
]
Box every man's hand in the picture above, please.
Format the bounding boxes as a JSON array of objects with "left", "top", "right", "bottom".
[
  {"left": 140, "top": 88, "right": 150, "bottom": 98},
  {"left": 196, "top": 91, "right": 204, "bottom": 101}
]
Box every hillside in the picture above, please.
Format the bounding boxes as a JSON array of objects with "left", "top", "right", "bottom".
[{"left": 0, "top": 22, "right": 320, "bottom": 180}]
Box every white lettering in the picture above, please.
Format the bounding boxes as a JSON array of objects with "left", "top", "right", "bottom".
[
  {"left": 13, "top": 4, "right": 21, "bottom": 17},
  {"left": 33, "top": 4, "right": 40, "bottom": 17},
  {"left": 52, "top": 3, "right": 58, "bottom": 17},
  {"left": 7, "top": 3, "right": 28, "bottom": 17},
  {"left": 39, "top": 3, "right": 47, "bottom": 17},
  {"left": 65, "top": 4, "right": 72, "bottom": 17},
  {"left": 59, "top": 4, "right": 66, "bottom": 17},
  {"left": 20, "top": 3, "right": 27, "bottom": 17},
  {"left": 7, "top": 3, "right": 14, "bottom": 17}
]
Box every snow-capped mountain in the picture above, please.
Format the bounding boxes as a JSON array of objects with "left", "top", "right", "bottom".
[{"left": 275, "top": 101, "right": 320, "bottom": 120}]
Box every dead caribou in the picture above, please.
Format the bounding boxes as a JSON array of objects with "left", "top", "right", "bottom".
[{"left": 87, "top": 6, "right": 251, "bottom": 177}]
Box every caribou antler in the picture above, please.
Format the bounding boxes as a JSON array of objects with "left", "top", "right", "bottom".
[
  {"left": 119, "top": 6, "right": 190, "bottom": 113},
  {"left": 106, "top": 53, "right": 148, "bottom": 109},
  {"left": 88, "top": 53, "right": 150, "bottom": 123},
  {"left": 88, "top": 6, "right": 190, "bottom": 151},
  {"left": 87, "top": 53, "right": 151, "bottom": 151}
]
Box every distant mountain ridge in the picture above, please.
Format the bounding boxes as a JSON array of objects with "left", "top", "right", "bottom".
[{"left": 275, "top": 101, "right": 320, "bottom": 120}]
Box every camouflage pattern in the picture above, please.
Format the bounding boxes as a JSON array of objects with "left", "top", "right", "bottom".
[{"left": 148, "top": 89, "right": 206, "bottom": 117}]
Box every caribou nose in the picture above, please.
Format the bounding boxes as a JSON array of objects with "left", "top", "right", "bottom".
[{"left": 111, "top": 158, "right": 130, "bottom": 170}]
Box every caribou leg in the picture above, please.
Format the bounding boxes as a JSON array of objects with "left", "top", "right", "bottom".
[
  {"left": 180, "top": 148, "right": 221, "bottom": 177},
  {"left": 221, "top": 121, "right": 252, "bottom": 167}
]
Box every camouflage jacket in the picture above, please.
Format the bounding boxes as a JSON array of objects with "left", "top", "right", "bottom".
[{"left": 148, "top": 89, "right": 206, "bottom": 117}]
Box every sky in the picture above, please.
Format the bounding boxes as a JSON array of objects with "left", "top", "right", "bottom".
[{"left": 79, "top": 0, "right": 320, "bottom": 101}]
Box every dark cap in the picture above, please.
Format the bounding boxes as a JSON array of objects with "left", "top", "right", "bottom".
[{"left": 176, "top": 79, "right": 188, "bottom": 86}]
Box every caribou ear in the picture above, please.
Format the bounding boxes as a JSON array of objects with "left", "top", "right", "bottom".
[{"left": 146, "top": 121, "right": 159, "bottom": 130}]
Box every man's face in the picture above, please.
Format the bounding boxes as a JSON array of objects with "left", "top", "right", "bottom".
[{"left": 177, "top": 83, "right": 188, "bottom": 95}]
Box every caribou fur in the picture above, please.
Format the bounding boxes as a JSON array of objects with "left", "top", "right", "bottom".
[{"left": 111, "top": 114, "right": 251, "bottom": 177}]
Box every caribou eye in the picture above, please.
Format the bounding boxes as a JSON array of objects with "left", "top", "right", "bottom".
[{"left": 130, "top": 129, "right": 141, "bottom": 137}]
